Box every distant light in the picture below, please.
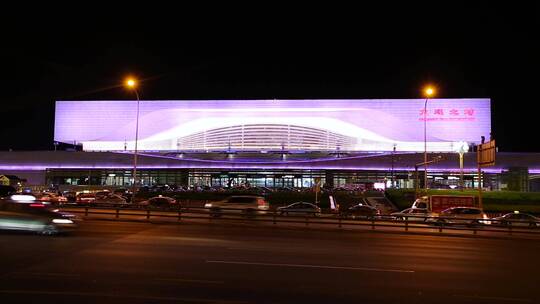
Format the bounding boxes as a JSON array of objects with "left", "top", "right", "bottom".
[
  {"left": 514, "top": 210, "right": 520, "bottom": 214},
  {"left": 453, "top": 141, "right": 469, "bottom": 154},
  {"left": 373, "top": 182, "right": 385, "bottom": 190},
  {"left": 424, "top": 86, "right": 436, "bottom": 98},
  {"left": 125, "top": 78, "right": 137, "bottom": 88}
]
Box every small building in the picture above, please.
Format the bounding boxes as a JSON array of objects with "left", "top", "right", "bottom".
[{"left": 0, "top": 174, "right": 26, "bottom": 187}]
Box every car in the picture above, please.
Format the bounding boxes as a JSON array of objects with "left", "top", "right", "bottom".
[
  {"left": 76, "top": 192, "right": 97, "bottom": 204},
  {"left": 427, "top": 207, "right": 490, "bottom": 226},
  {"left": 391, "top": 208, "right": 429, "bottom": 222},
  {"left": 491, "top": 212, "right": 540, "bottom": 228},
  {"left": 62, "top": 191, "right": 77, "bottom": 203},
  {"left": 340, "top": 203, "right": 380, "bottom": 219},
  {"left": 138, "top": 195, "right": 178, "bottom": 208},
  {"left": 204, "top": 195, "right": 269, "bottom": 217},
  {"left": 277, "top": 202, "right": 321, "bottom": 217},
  {"left": 0, "top": 196, "right": 78, "bottom": 235},
  {"left": 36, "top": 193, "right": 68, "bottom": 204},
  {"left": 94, "top": 193, "right": 128, "bottom": 205},
  {"left": 95, "top": 190, "right": 111, "bottom": 200}
]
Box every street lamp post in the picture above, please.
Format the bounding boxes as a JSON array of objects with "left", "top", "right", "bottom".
[
  {"left": 125, "top": 78, "right": 140, "bottom": 194},
  {"left": 453, "top": 141, "right": 469, "bottom": 191},
  {"left": 423, "top": 86, "right": 435, "bottom": 192}
]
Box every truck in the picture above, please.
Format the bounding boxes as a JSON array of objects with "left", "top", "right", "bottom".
[{"left": 412, "top": 195, "right": 477, "bottom": 213}]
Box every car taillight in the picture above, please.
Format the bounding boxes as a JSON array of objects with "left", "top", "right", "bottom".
[{"left": 30, "top": 203, "right": 46, "bottom": 208}]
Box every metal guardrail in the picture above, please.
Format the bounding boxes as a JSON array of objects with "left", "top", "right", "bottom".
[{"left": 57, "top": 204, "right": 540, "bottom": 236}]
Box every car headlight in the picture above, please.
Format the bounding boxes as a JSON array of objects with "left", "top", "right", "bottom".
[
  {"left": 52, "top": 219, "right": 74, "bottom": 224},
  {"left": 204, "top": 203, "right": 212, "bottom": 208}
]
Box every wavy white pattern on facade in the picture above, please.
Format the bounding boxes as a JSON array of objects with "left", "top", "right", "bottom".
[{"left": 177, "top": 124, "right": 357, "bottom": 151}]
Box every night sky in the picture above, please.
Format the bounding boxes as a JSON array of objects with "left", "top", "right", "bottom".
[{"left": 2, "top": 4, "right": 538, "bottom": 152}]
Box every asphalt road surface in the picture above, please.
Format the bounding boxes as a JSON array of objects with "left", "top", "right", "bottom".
[{"left": 1, "top": 220, "right": 539, "bottom": 304}]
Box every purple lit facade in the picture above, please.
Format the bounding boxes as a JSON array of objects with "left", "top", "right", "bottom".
[
  {"left": 2, "top": 99, "right": 537, "bottom": 191},
  {"left": 55, "top": 99, "right": 491, "bottom": 152}
]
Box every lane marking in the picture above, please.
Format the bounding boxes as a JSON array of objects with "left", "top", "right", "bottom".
[
  {"left": 206, "top": 260, "right": 414, "bottom": 273},
  {"left": 154, "top": 278, "right": 224, "bottom": 284},
  {"left": 10, "top": 272, "right": 80, "bottom": 278},
  {"left": 0, "top": 290, "right": 248, "bottom": 303},
  {"left": 453, "top": 294, "right": 534, "bottom": 303}
]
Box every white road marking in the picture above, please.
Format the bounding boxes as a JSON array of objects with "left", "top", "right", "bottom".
[
  {"left": 10, "top": 272, "right": 80, "bottom": 277},
  {"left": 453, "top": 294, "right": 534, "bottom": 302},
  {"left": 0, "top": 290, "right": 247, "bottom": 303},
  {"left": 206, "top": 260, "right": 414, "bottom": 273},
  {"left": 154, "top": 278, "right": 224, "bottom": 284}
]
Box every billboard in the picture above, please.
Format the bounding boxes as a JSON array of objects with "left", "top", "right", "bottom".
[{"left": 54, "top": 99, "right": 491, "bottom": 152}]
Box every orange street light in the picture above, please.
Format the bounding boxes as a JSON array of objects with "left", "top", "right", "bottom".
[
  {"left": 422, "top": 85, "right": 436, "bottom": 191},
  {"left": 424, "top": 86, "right": 435, "bottom": 98},
  {"left": 124, "top": 77, "right": 140, "bottom": 193},
  {"left": 125, "top": 78, "right": 137, "bottom": 89}
]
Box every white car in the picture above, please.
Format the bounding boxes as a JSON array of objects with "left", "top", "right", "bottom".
[
  {"left": 491, "top": 212, "right": 540, "bottom": 227},
  {"left": 427, "top": 207, "right": 490, "bottom": 226},
  {"left": 391, "top": 208, "right": 429, "bottom": 222},
  {"left": 204, "top": 196, "right": 269, "bottom": 217}
]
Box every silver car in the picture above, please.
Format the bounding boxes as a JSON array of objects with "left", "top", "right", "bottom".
[
  {"left": 491, "top": 212, "right": 540, "bottom": 227},
  {"left": 428, "top": 207, "right": 490, "bottom": 226},
  {"left": 277, "top": 202, "right": 321, "bottom": 217}
]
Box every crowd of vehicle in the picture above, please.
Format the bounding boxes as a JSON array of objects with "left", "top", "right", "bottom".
[{"left": 1, "top": 184, "right": 539, "bottom": 236}]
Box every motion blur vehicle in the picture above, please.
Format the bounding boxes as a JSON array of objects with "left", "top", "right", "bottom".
[
  {"left": 277, "top": 202, "right": 321, "bottom": 216},
  {"left": 340, "top": 203, "right": 380, "bottom": 219},
  {"left": 491, "top": 211, "right": 540, "bottom": 227},
  {"left": 427, "top": 207, "right": 490, "bottom": 226},
  {"left": 204, "top": 195, "right": 269, "bottom": 217},
  {"left": 0, "top": 195, "right": 78, "bottom": 235},
  {"left": 391, "top": 208, "right": 429, "bottom": 222},
  {"left": 138, "top": 195, "right": 178, "bottom": 208}
]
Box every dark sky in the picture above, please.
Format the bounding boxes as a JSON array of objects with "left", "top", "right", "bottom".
[{"left": 2, "top": 4, "right": 538, "bottom": 152}]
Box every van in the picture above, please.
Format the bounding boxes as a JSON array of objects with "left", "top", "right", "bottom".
[{"left": 412, "top": 195, "right": 476, "bottom": 213}]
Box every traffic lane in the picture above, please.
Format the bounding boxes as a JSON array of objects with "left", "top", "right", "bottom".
[
  {"left": 60, "top": 206, "right": 540, "bottom": 237},
  {"left": 1, "top": 221, "right": 540, "bottom": 304},
  {"left": 65, "top": 208, "right": 540, "bottom": 240}
]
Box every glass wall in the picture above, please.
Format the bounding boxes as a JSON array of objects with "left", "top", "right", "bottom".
[{"left": 45, "top": 168, "right": 498, "bottom": 190}]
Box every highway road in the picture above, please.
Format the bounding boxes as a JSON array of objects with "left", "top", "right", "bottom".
[{"left": 1, "top": 220, "right": 539, "bottom": 303}]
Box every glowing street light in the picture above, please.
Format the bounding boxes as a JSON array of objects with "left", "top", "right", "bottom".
[
  {"left": 126, "top": 78, "right": 136, "bottom": 88},
  {"left": 124, "top": 77, "right": 140, "bottom": 193},
  {"left": 422, "top": 85, "right": 436, "bottom": 191}
]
